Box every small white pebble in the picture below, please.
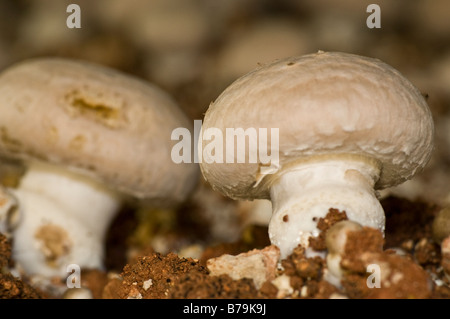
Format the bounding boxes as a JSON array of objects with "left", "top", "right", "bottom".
[
  {"left": 300, "top": 285, "right": 308, "bottom": 298},
  {"left": 434, "top": 278, "right": 444, "bottom": 287},
  {"left": 126, "top": 286, "right": 143, "bottom": 299},
  {"left": 143, "top": 278, "right": 153, "bottom": 291},
  {"left": 271, "top": 275, "right": 293, "bottom": 298}
]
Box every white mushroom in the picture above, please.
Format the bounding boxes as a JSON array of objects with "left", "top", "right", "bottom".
[
  {"left": 0, "top": 58, "right": 199, "bottom": 277},
  {"left": 199, "top": 51, "right": 434, "bottom": 258}
]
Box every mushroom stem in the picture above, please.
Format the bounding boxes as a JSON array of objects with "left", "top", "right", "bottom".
[
  {"left": 268, "top": 157, "right": 385, "bottom": 258},
  {"left": 9, "top": 161, "right": 122, "bottom": 277}
]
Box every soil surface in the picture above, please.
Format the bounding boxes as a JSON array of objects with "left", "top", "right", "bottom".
[
  {"left": 1, "top": 196, "right": 450, "bottom": 299},
  {"left": 0, "top": 1, "right": 450, "bottom": 300}
]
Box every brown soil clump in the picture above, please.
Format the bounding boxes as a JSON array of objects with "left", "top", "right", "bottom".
[
  {"left": 340, "top": 227, "right": 432, "bottom": 299},
  {"left": 309, "top": 208, "right": 348, "bottom": 251},
  {"left": 102, "top": 252, "right": 208, "bottom": 299},
  {"left": 0, "top": 234, "right": 46, "bottom": 299}
]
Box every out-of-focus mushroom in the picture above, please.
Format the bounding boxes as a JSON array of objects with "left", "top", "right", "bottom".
[
  {"left": 237, "top": 199, "right": 272, "bottom": 228},
  {"left": 0, "top": 185, "right": 20, "bottom": 237},
  {"left": 95, "top": 0, "right": 211, "bottom": 89},
  {"left": 0, "top": 58, "right": 198, "bottom": 277},
  {"left": 199, "top": 51, "right": 434, "bottom": 258}
]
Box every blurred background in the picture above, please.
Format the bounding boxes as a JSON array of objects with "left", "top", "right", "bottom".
[
  {"left": 0, "top": 0, "right": 449, "bottom": 259},
  {"left": 1, "top": 0, "right": 448, "bottom": 117}
]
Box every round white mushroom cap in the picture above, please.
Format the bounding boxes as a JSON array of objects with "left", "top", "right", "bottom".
[
  {"left": 0, "top": 58, "right": 199, "bottom": 204},
  {"left": 199, "top": 51, "right": 434, "bottom": 200}
]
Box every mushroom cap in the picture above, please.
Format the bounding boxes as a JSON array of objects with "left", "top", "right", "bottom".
[
  {"left": 0, "top": 58, "right": 199, "bottom": 204},
  {"left": 200, "top": 51, "right": 434, "bottom": 200}
]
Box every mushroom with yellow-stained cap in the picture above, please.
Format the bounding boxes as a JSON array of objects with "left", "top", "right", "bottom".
[
  {"left": 0, "top": 57, "right": 199, "bottom": 277},
  {"left": 199, "top": 51, "right": 434, "bottom": 258}
]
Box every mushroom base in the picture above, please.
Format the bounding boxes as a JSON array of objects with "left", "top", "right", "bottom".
[
  {"left": 268, "top": 158, "right": 385, "bottom": 259},
  {"left": 9, "top": 161, "right": 122, "bottom": 278}
]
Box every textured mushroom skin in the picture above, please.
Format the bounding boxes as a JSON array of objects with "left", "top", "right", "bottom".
[
  {"left": 200, "top": 51, "right": 434, "bottom": 200},
  {"left": 0, "top": 58, "right": 199, "bottom": 203}
]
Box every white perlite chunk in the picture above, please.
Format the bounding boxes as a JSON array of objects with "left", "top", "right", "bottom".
[
  {"left": 207, "top": 245, "right": 280, "bottom": 289},
  {"left": 271, "top": 274, "right": 294, "bottom": 298},
  {"left": 142, "top": 279, "right": 153, "bottom": 291}
]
